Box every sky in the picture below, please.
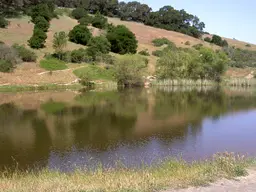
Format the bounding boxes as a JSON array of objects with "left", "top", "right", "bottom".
[{"left": 123, "top": 0, "right": 256, "bottom": 44}]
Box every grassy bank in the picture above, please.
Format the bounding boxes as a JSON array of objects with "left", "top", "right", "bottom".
[
  {"left": 0, "top": 153, "right": 252, "bottom": 192},
  {"left": 0, "top": 84, "right": 83, "bottom": 92}
]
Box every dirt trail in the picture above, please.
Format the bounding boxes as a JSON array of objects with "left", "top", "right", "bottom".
[{"left": 166, "top": 170, "right": 256, "bottom": 192}]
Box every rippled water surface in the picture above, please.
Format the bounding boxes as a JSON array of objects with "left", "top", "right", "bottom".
[{"left": 0, "top": 87, "right": 256, "bottom": 171}]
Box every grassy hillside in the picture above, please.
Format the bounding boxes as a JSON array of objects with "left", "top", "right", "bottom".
[{"left": 0, "top": 15, "right": 255, "bottom": 86}]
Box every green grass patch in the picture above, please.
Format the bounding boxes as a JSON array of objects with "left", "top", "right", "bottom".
[
  {"left": 73, "top": 65, "right": 115, "bottom": 81},
  {"left": 41, "top": 101, "right": 67, "bottom": 114},
  {"left": 40, "top": 58, "right": 68, "bottom": 71},
  {"left": 0, "top": 84, "right": 82, "bottom": 92}
]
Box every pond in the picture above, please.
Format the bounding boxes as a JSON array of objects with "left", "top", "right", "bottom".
[{"left": 0, "top": 87, "right": 256, "bottom": 172}]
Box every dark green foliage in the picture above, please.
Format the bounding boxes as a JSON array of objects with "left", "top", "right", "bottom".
[
  {"left": 0, "top": 16, "right": 8, "bottom": 28},
  {"left": 12, "top": 44, "right": 37, "bottom": 62},
  {"left": 87, "top": 36, "right": 111, "bottom": 55},
  {"left": 118, "top": 1, "right": 151, "bottom": 22},
  {"left": 152, "top": 50, "right": 163, "bottom": 57},
  {"left": 91, "top": 12, "right": 108, "bottom": 29},
  {"left": 28, "top": 28, "right": 47, "bottom": 49},
  {"left": 69, "top": 24, "right": 92, "bottom": 45},
  {"left": 222, "top": 40, "right": 228, "bottom": 47},
  {"left": 211, "top": 35, "right": 223, "bottom": 46},
  {"left": 106, "top": 25, "right": 138, "bottom": 54},
  {"left": 204, "top": 37, "right": 212, "bottom": 43},
  {"left": 152, "top": 38, "right": 172, "bottom": 47},
  {"left": 245, "top": 44, "right": 251, "bottom": 47},
  {"left": 211, "top": 35, "right": 229, "bottom": 47},
  {"left": 34, "top": 16, "right": 50, "bottom": 32},
  {"left": 0, "top": 59, "right": 13, "bottom": 72},
  {"left": 145, "top": 6, "right": 205, "bottom": 38},
  {"left": 78, "top": 15, "right": 93, "bottom": 25},
  {"left": 29, "top": 3, "right": 54, "bottom": 23},
  {"left": 138, "top": 49, "right": 150, "bottom": 56},
  {"left": 70, "top": 48, "right": 92, "bottom": 63},
  {"left": 71, "top": 8, "right": 87, "bottom": 20},
  {"left": 0, "top": 41, "right": 4, "bottom": 44}
]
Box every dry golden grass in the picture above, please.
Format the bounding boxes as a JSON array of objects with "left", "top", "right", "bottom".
[{"left": 0, "top": 153, "right": 249, "bottom": 192}]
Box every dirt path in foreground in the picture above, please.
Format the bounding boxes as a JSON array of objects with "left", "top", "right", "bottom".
[{"left": 165, "top": 169, "right": 256, "bottom": 192}]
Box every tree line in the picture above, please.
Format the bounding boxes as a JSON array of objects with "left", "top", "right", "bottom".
[{"left": 0, "top": 0, "right": 206, "bottom": 38}]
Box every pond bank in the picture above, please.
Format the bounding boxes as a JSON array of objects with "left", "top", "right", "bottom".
[{"left": 0, "top": 153, "right": 252, "bottom": 192}]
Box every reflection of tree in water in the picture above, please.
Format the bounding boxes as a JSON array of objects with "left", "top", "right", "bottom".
[
  {"left": 1, "top": 89, "right": 256, "bottom": 171},
  {"left": 0, "top": 103, "right": 51, "bottom": 171}
]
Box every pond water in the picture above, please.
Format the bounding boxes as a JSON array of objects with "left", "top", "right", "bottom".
[{"left": 0, "top": 87, "right": 256, "bottom": 172}]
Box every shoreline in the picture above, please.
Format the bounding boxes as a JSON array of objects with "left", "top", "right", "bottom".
[{"left": 0, "top": 153, "right": 253, "bottom": 192}]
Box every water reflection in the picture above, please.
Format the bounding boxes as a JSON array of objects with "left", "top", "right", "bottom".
[{"left": 0, "top": 88, "right": 256, "bottom": 171}]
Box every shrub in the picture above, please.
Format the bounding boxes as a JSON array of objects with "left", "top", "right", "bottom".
[
  {"left": 29, "top": 3, "right": 54, "bottom": 23},
  {"left": 152, "top": 38, "right": 171, "bottom": 47},
  {"left": 78, "top": 15, "right": 93, "bottom": 26},
  {"left": 71, "top": 8, "right": 87, "bottom": 20},
  {"left": 40, "top": 58, "right": 67, "bottom": 71},
  {"left": 0, "top": 41, "right": 4, "bottom": 44},
  {"left": 204, "top": 37, "right": 212, "bottom": 43},
  {"left": 152, "top": 50, "right": 163, "bottom": 57},
  {"left": 28, "top": 28, "right": 47, "bottom": 49},
  {"left": 53, "top": 31, "right": 68, "bottom": 59},
  {"left": 114, "top": 55, "right": 147, "bottom": 87},
  {"left": 95, "top": 54, "right": 115, "bottom": 65},
  {"left": 211, "top": 35, "right": 223, "bottom": 46},
  {"left": 0, "top": 44, "right": 20, "bottom": 65},
  {"left": 91, "top": 12, "right": 108, "bottom": 29},
  {"left": 107, "top": 25, "right": 138, "bottom": 54},
  {"left": 0, "top": 60, "right": 13, "bottom": 72},
  {"left": 138, "top": 49, "right": 150, "bottom": 56},
  {"left": 70, "top": 48, "right": 92, "bottom": 63},
  {"left": 0, "top": 16, "right": 9, "bottom": 28},
  {"left": 245, "top": 44, "right": 251, "bottom": 47},
  {"left": 222, "top": 40, "right": 229, "bottom": 47},
  {"left": 69, "top": 24, "right": 92, "bottom": 45},
  {"left": 12, "top": 44, "right": 37, "bottom": 62},
  {"left": 185, "top": 41, "right": 191, "bottom": 46},
  {"left": 54, "top": 8, "right": 72, "bottom": 16},
  {"left": 192, "top": 43, "right": 204, "bottom": 50},
  {"left": 87, "top": 36, "right": 111, "bottom": 60},
  {"left": 34, "top": 16, "right": 50, "bottom": 32}
]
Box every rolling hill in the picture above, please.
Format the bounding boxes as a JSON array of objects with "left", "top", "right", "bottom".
[{"left": 0, "top": 15, "right": 255, "bottom": 85}]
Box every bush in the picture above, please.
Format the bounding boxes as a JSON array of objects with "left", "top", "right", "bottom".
[
  {"left": 211, "top": 35, "right": 223, "bottom": 46},
  {"left": 40, "top": 58, "right": 67, "bottom": 71},
  {"left": 54, "top": 8, "right": 72, "bottom": 16},
  {"left": 53, "top": 31, "right": 68, "bottom": 59},
  {"left": 114, "top": 55, "right": 147, "bottom": 87},
  {"left": 70, "top": 48, "right": 92, "bottom": 63},
  {"left": 0, "top": 59, "right": 13, "bottom": 72},
  {"left": 152, "top": 38, "right": 172, "bottom": 47},
  {"left": 245, "top": 44, "right": 251, "bottom": 47},
  {"left": 34, "top": 16, "right": 50, "bottom": 32},
  {"left": 192, "top": 43, "right": 204, "bottom": 50},
  {"left": 28, "top": 28, "right": 47, "bottom": 49},
  {"left": 204, "top": 37, "right": 212, "bottom": 43},
  {"left": 91, "top": 12, "right": 108, "bottom": 29},
  {"left": 78, "top": 15, "right": 93, "bottom": 26},
  {"left": 0, "top": 44, "right": 20, "bottom": 66},
  {"left": 107, "top": 25, "right": 138, "bottom": 54},
  {"left": 138, "top": 49, "right": 150, "bottom": 56},
  {"left": 185, "top": 41, "right": 191, "bottom": 46},
  {"left": 87, "top": 36, "right": 111, "bottom": 59},
  {"left": 12, "top": 44, "right": 37, "bottom": 62},
  {"left": 222, "top": 40, "right": 229, "bottom": 47},
  {"left": 29, "top": 3, "right": 54, "bottom": 23},
  {"left": 0, "top": 16, "right": 9, "bottom": 28},
  {"left": 71, "top": 8, "right": 87, "bottom": 20},
  {"left": 69, "top": 24, "right": 92, "bottom": 45},
  {"left": 152, "top": 50, "right": 163, "bottom": 57},
  {"left": 95, "top": 54, "right": 116, "bottom": 65}
]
